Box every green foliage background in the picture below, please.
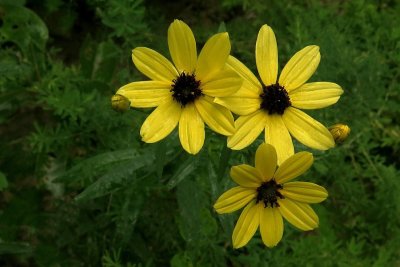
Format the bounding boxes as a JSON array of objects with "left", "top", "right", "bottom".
[{"left": 1, "top": 0, "right": 400, "bottom": 266}]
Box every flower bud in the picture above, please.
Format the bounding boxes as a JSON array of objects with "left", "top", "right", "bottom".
[
  {"left": 328, "top": 124, "right": 350, "bottom": 144},
  {"left": 111, "top": 94, "right": 130, "bottom": 112}
]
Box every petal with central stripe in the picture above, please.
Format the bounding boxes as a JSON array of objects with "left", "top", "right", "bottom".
[
  {"left": 230, "top": 165, "right": 263, "bottom": 188},
  {"left": 260, "top": 207, "right": 283, "bottom": 247},
  {"left": 278, "top": 198, "right": 319, "bottom": 231},
  {"left": 290, "top": 82, "right": 343, "bottom": 109},
  {"left": 214, "top": 187, "right": 257, "bottom": 214},
  {"left": 168, "top": 19, "right": 197, "bottom": 73},
  {"left": 201, "top": 69, "right": 242, "bottom": 97},
  {"left": 278, "top": 46, "right": 320, "bottom": 91},
  {"left": 256, "top": 24, "right": 278, "bottom": 86},
  {"left": 265, "top": 114, "right": 294, "bottom": 165},
  {"left": 132, "top": 47, "right": 178, "bottom": 82},
  {"left": 255, "top": 143, "right": 277, "bottom": 181},
  {"left": 280, "top": 182, "right": 328, "bottom": 203},
  {"left": 274, "top": 151, "right": 313, "bottom": 184},
  {"left": 214, "top": 82, "right": 262, "bottom": 116},
  {"left": 228, "top": 110, "right": 268, "bottom": 150},
  {"left": 196, "top": 33, "right": 230, "bottom": 82},
  {"left": 195, "top": 96, "right": 235, "bottom": 136},
  {"left": 140, "top": 99, "right": 181, "bottom": 143},
  {"left": 226, "top": 55, "right": 262, "bottom": 89},
  {"left": 117, "top": 81, "right": 171, "bottom": 108},
  {"left": 179, "top": 104, "right": 205, "bottom": 155},
  {"left": 232, "top": 201, "right": 261, "bottom": 248},
  {"left": 282, "top": 107, "right": 334, "bottom": 150}
]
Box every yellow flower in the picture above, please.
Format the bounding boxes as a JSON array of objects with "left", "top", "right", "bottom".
[
  {"left": 116, "top": 20, "right": 242, "bottom": 154},
  {"left": 329, "top": 123, "right": 351, "bottom": 144},
  {"left": 216, "top": 25, "right": 343, "bottom": 164},
  {"left": 214, "top": 143, "right": 328, "bottom": 248}
]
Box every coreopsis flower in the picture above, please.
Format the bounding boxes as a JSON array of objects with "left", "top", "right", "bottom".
[
  {"left": 116, "top": 20, "right": 242, "bottom": 154},
  {"left": 216, "top": 24, "right": 343, "bottom": 164},
  {"left": 329, "top": 123, "right": 351, "bottom": 144},
  {"left": 214, "top": 143, "right": 328, "bottom": 248}
]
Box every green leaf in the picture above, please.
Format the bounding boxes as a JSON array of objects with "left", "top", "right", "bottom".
[
  {"left": 0, "top": 241, "right": 32, "bottom": 255},
  {"left": 166, "top": 156, "right": 197, "bottom": 190},
  {"left": 0, "top": 171, "right": 8, "bottom": 191}
]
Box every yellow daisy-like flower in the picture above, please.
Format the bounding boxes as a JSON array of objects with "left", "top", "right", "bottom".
[
  {"left": 214, "top": 143, "right": 328, "bottom": 248},
  {"left": 116, "top": 19, "right": 242, "bottom": 154},
  {"left": 216, "top": 24, "right": 343, "bottom": 164}
]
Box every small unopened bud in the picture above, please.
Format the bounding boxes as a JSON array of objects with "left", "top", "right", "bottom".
[
  {"left": 111, "top": 94, "right": 130, "bottom": 112},
  {"left": 329, "top": 124, "right": 350, "bottom": 144}
]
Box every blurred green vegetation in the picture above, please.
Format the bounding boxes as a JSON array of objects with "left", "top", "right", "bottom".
[{"left": 0, "top": 0, "right": 399, "bottom": 266}]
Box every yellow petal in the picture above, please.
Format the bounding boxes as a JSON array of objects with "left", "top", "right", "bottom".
[
  {"left": 282, "top": 107, "right": 334, "bottom": 150},
  {"left": 281, "top": 182, "right": 328, "bottom": 203},
  {"left": 255, "top": 143, "right": 277, "bottom": 181},
  {"left": 278, "top": 46, "right": 320, "bottom": 91},
  {"left": 256, "top": 24, "right": 278, "bottom": 86},
  {"left": 290, "top": 82, "right": 343, "bottom": 109},
  {"left": 214, "top": 83, "right": 262, "bottom": 116},
  {"left": 274, "top": 151, "right": 313, "bottom": 184},
  {"left": 265, "top": 115, "right": 294, "bottom": 165},
  {"left": 226, "top": 55, "right": 262, "bottom": 89},
  {"left": 196, "top": 32, "right": 230, "bottom": 82},
  {"left": 214, "top": 187, "right": 257, "bottom": 214},
  {"left": 232, "top": 201, "right": 261, "bottom": 248},
  {"left": 278, "top": 198, "right": 319, "bottom": 231},
  {"left": 194, "top": 96, "right": 235, "bottom": 136},
  {"left": 201, "top": 69, "right": 242, "bottom": 97},
  {"left": 178, "top": 104, "right": 204, "bottom": 154},
  {"left": 259, "top": 207, "right": 283, "bottom": 247},
  {"left": 230, "top": 165, "right": 263, "bottom": 188},
  {"left": 227, "top": 110, "right": 268, "bottom": 150},
  {"left": 132, "top": 47, "right": 178, "bottom": 82},
  {"left": 117, "top": 81, "right": 171, "bottom": 108},
  {"left": 168, "top": 19, "right": 197, "bottom": 73},
  {"left": 140, "top": 99, "right": 181, "bottom": 143}
]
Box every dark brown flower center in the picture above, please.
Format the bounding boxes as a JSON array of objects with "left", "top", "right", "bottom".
[
  {"left": 256, "top": 179, "right": 284, "bottom": 208},
  {"left": 171, "top": 72, "right": 202, "bottom": 106},
  {"left": 260, "top": 83, "right": 291, "bottom": 115}
]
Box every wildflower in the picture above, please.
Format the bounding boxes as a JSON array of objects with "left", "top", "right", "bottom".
[
  {"left": 111, "top": 94, "right": 130, "bottom": 112},
  {"left": 329, "top": 123, "right": 350, "bottom": 144},
  {"left": 214, "top": 143, "right": 328, "bottom": 248},
  {"left": 216, "top": 25, "right": 343, "bottom": 164},
  {"left": 116, "top": 20, "right": 242, "bottom": 154}
]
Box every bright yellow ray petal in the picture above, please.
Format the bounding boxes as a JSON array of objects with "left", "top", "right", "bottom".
[
  {"left": 274, "top": 151, "right": 313, "bottom": 184},
  {"left": 259, "top": 207, "right": 283, "bottom": 247},
  {"left": 214, "top": 83, "right": 262, "bottom": 116},
  {"left": 265, "top": 115, "right": 294, "bottom": 165},
  {"left": 232, "top": 201, "right": 261, "bottom": 248},
  {"left": 278, "top": 45, "right": 320, "bottom": 91},
  {"left": 196, "top": 32, "right": 230, "bottom": 82},
  {"left": 230, "top": 165, "right": 263, "bottom": 188},
  {"left": 278, "top": 198, "right": 319, "bottom": 231},
  {"left": 290, "top": 82, "right": 343, "bottom": 109},
  {"left": 116, "top": 81, "right": 171, "bottom": 108},
  {"left": 226, "top": 55, "right": 262, "bottom": 89},
  {"left": 194, "top": 96, "right": 235, "bottom": 136},
  {"left": 178, "top": 104, "right": 205, "bottom": 154},
  {"left": 255, "top": 143, "right": 277, "bottom": 181},
  {"left": 214, "top": 187, "right": 257, "bottom": 214},
  {"left": 282, "top": 107, "right": 334, "bottom": 150},
  {"left": 168, "top": 19, "right": 197, "bottom": 73},
  {"left": 281, "top": 182, "right": 328, "bottom": 203},
  {"left": 201, "top": 69, "right": 242, "bottom": 97},
  {"left": 256, "top": 24, "right": 278, "bottom": 86},
  {"left": 140, "top": 99, "right": 181, "bottom": 143},
  {"left": 227, "top": 110, "right": 268, "bottom": 150},
  {"left": 132, "top": 47, "right": 178, "bottom": 82}
]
